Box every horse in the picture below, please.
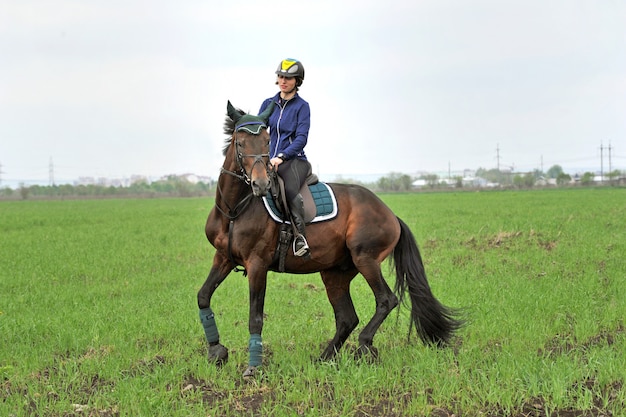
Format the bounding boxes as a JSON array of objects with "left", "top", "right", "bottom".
[{"left": 197, "top": 101, "right": 463, "bottom": 377}]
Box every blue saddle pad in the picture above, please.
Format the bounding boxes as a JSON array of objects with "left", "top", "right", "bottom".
[{"left": 262, "top": 182, "right": 338, "bottom": 223}]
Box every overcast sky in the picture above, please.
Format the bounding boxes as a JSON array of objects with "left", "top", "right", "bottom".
[{"left": 1, "top": 0, "right": 625, "bottom": 186}]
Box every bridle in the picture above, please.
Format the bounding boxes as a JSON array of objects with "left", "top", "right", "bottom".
[
  {"left": 217, "top": 124, "right": 272, "bottom": 214},
  {"left": 219, "top": 126, "right": 270, "bottom": 186},
  {"left": 215, "top": 124, "right": 272, "bottom": 273}
]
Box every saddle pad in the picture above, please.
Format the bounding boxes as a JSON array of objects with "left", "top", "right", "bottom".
[{"left": 262, "top": 182, "right": 338, "bottom": 224}]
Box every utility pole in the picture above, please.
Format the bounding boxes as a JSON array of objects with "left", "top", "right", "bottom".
[
  {"left": 496, "top": 144, "right": 501, "bottom": 171},
  {"left": 608, "top": 142, "right": 613, "bottom": 183},
  {"left": 599, "top": 142, "right": 604, "bottom": 184},
  {"left": 49, "top": 157, "right": 55, "bottom": 186},
  {"left": 0, "top": 161, "right": 4, "bottom": 186}
]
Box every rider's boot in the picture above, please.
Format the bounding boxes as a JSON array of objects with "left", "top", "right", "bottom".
[{"left": 289, "top": 194, "right": 310, "bottom": 258}]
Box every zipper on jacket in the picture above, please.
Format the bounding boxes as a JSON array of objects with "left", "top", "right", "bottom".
[{"left": 273, "top": 98, "right": 289, "bottom": 158}]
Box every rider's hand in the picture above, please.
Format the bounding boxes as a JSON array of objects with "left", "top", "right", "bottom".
[{"left": 270, "top": 157, "right": 283, "bottom": 168}]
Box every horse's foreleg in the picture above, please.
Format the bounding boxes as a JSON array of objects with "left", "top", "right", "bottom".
[
  {"left": 198, "top": 253, "right": 232, "bottom": 366},
  {"left": 355, "top": 262, "right": 398, "bottom": 358},
  {"left": 243, "top": 269, "right": 268, "bottom": 378},
  {"left": 320, "top": 268, "right": 359, "bottom": 360}
]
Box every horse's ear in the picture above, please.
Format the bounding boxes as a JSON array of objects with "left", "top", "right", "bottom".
[
  {"left": 227, "top": 100, "right": 242, "bottom": 124},
  {"left": 258, "top": 100, "right": 275, "bottom": 124}
]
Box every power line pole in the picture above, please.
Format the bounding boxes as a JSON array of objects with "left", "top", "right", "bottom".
[
  {"left": 0, "top": 161, "right": 4, "bottom": 186},
  {"left": 608, "top": 142, "right": 613, "bottom": 182},
  {"left": 49, "top": 157, "right": 55, "bottom": 186},
  {"left": 496, "top": 144, "right": 501, "bottom": 171},
  {"left": 599, "top": 142, "right": 604, "bottom": 184}
]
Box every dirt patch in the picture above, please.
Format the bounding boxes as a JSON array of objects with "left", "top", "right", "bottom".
[
  {"left": 68, "top": 403, "right": 120, "bottom": 416},
  {"left": 180, "top": 375, "right": 273, "bottom": 416},
  {"left": 180, "top": 375, "right": 228, "bottom": 407},
  {"left": 122, "top": 355, "right": 166, "bottom": 377},
  {"left": 490, "top": 231, "right": 523, "bottom": 247},
  {"left": 538, "top": 324, "right": 624, "bottom": 358},
  {"left": 463, "top": 230, "right": 558, "bottom": 252},
  {"left": 178, "top": 371, "right": 623, "bottom": 417},
  {"left": 462, "top": 231, "right": 523, "bottom": 250}
]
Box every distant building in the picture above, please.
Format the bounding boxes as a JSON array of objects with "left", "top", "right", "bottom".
[
  {"left": 462, "top": 177, "right": 491, "bottom": 188},
  {"left": 411, "top": 179, "right": 427, "bottom": 189},
  {"left": 130, "top": 175, "right": 149, "bottom": 185}
]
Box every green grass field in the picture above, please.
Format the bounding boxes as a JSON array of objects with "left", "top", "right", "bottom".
[{"left": 1, "top": 188, "right": 625, "bottom": 416}]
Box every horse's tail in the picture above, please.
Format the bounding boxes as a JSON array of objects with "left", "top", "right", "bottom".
[{"left": 391, "top": 217, "right": 464, "bottom": 346}]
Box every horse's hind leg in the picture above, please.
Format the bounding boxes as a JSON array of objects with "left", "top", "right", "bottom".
[
  {"left": 198, "top": 253, "right": 232, "bottom": 366},
  {"left": 354, "top": 260, "right": 399, "bottom": 358},
  {"left": 319, "top": 268, "right": 359, "bottom": 360}
]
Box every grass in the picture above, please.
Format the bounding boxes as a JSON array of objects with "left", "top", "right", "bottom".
[{"left": 1, "top": 188, "right": 625, "bottom": 416}]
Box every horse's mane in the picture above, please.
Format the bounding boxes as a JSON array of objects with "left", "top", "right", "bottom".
[
  {"left": 222, "top": 112, "right": 237, "bottom": 156},
  {"left": 222, "top": 106, "right": 264, "bottom": 156}
]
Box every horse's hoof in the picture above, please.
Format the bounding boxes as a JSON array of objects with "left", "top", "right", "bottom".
[
  {"left": 319, "top": 349, "right": 338, "bottom": 362},
  {"left": 207, "top": 343, "right": 229, "bottom": 366},
  {"left": 243, "top": 366, "right": 258, "bottom": 378},
  {"left": 355, "top": 344, "right": 379, "bottom": 362}
]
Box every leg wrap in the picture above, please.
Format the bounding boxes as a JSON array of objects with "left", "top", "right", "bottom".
[
  {"left": 199, "top": 307, "right": 220, "bottom": 344},
  {"left": 248, "top": 334, "right": 263, "bottom": 367}
]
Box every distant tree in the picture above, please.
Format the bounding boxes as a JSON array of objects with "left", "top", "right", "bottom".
[
  {"left": 376, "top": 176, "right": 391, "bottom": 192},
  {"left": 174, "top": 179, "right": 193, "bottom": 197},
  {"left": 422, "top": 174, "right": 439, "bottom": 189},
  {"left": 0, "top": 187, "right": 14, "bottom": 197},
  {"left": 547, "top": 165, "right": 564, "bottom": 179},
  {"left": 194, "top": 181, "right": 212, "bottom": 194},
  {"left": 556, "top": 173, "right": 572, "bottom": 186},
  {"left": 607, "top": 169, "right": 621, "bottom": 183},
  {"left": 398, "top": 174, "right": 413, "bottom": 191},
  {"left": 580, "top": 172, "right": 595, "bottom": 186},
  {"left": 377, "top": 172, "right": 413, "bottom": 192},
  {"left": 2, "top": 176, "right": 216, "bottom": 199},
  {"left": 58, "top": 184, "right": 74, "bottom": 196},
  {"left": 19, "top": 184, "right": 30, "bottom": 200},
  {"left": 477, "top": 168, "right": 510, "bottom": 185},
  {"left": 128, "top": 180, "right": 152, "bottom": 195},
  {"left": 513, "top": 173, "right": 535, "bottom": 188}
]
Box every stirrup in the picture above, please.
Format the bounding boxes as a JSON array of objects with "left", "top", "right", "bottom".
[{"left": 293, "top": 235, "right": 310, "bottom": 257}]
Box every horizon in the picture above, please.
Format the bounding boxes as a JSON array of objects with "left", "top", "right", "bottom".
[{"left": 1, "top": 162, "right": 617, "bottom": 190}]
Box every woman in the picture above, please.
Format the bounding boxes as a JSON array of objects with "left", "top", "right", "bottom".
[{"left": 259, "top": 58, "right": 311, "bottom": 257}]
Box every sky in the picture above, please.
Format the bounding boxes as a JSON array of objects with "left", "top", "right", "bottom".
[{"left": 1, "top": 0, "right": 625, "bottom": 187}]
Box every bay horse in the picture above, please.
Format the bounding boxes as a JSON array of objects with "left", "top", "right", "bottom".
[{"left": 198, "top": 101, "right": 463, "bottom": 377}]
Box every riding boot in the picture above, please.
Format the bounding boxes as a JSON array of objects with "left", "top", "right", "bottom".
[{"left": 289, "top": 194, "right": 310, "bottom": 258}]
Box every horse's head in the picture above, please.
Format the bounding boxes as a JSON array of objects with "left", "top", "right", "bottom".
[{"left": 223, "top": 100, "right": 275, "bottom": 197}]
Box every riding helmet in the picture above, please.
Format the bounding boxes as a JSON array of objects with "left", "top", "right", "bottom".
[{"left": 275, "top": 58, "right": 305, "bottom": 86}]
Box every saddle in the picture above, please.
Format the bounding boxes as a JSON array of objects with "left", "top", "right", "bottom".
[
  {"left": 265, "top": 168, "right": 337, "bottom": 271},
  {"left": 269, "top": 168, "right": 319, "bottom": 223}
]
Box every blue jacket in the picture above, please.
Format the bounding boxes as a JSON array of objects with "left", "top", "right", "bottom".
[{"left": 259, "top": 92, "right": 310, "bottom": 161}]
